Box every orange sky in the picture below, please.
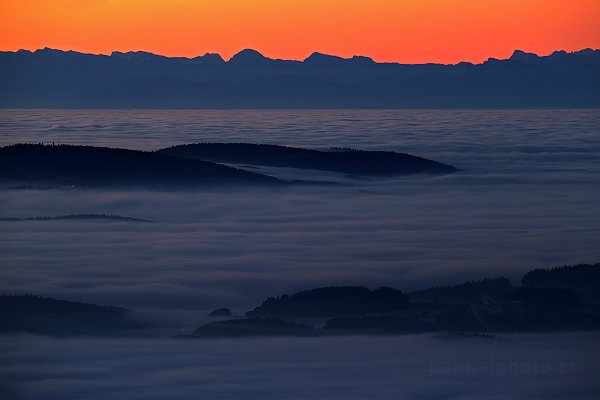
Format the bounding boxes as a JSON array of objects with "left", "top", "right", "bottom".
[{"left": 1, "top": 0, "right": 599, "bottom": 64}]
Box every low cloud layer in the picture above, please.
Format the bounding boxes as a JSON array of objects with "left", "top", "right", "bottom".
[
  {"left": 0, "top": 333, "right": 597, "bottom": 400},
  {"left": 0, "top": 109, "right": 599, "bottom": 324},
  {"left": 1, "top": 178, "right": 598, "bottom": 321}
]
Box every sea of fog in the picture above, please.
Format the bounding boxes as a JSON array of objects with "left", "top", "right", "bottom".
[
  {"left": 1, "top": 109, "right": 599, "bottom": 399},
  {"left": 1, "top": 109, "right": 599, "bottom": 315},
  {"left": 1, "top": 333, "right": 598, "bottom": 400}
]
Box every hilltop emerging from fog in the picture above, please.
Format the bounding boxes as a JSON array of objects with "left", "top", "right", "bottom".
[
  {"left": 0, "top": 143, "right": 458, "bottom": 188},
  {"left": 195, "top": 263, "right": 600, "bottom": 337},
  {"left": 1, "top": 48, "right": 599, "bottom": 108},
  {"left": 158, "top": 143, "right": 458, "bottom": 177}
]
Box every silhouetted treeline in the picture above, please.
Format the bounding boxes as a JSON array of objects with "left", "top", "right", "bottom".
[
  {"left": 0, "top": 214, "right": 150, "bottom": 223},
  {"left": 522, "top": 263, "right": 600, "bottom": 300},
  {"left": 158, "top": 143, "right": 458, "bottom": 176},
  {"left": 247, "top": 286, "right": 409, "bottom": 318},
  {"left": 0, "top": 143, "right": 282, "bottom": 188},
  {"left": 0, "top": 143, "right": 457, "bottom": 188},
  {"left": 407, "top": 277, "right": 513, "bottom": 304},
  {"left": 0, "top": 294, "right": 146, "bottom": 336},
  {"left": 192, "top": 263, "right": 600, "bottom": 337},
  {"left": 5, "top": 262, "right": 599, "bottom": 338}
]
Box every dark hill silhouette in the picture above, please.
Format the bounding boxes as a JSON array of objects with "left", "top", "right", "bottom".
[
  {"left": 521, "top": 263, "right": 600, "bottom": 300},
  {"left": 247, "top": 286, "right": 409, "bottom": 318},
  {"left": 4, "top": 262, "right": 599, "bottom": 338},
  {"left": 0, "top": 143, "right": 282, "bottom": 188},
  {"left": 0, "top": 294, "right": 146, "bottom": 336},
  {"left": 157, "top": 143, "right": 458, "bottom": 176},
  {"left": 194, "top": 263, "right": 599, "bottom": 337},
  {"left": 208, "top": 307, "right": 232, "bottom": 317},
  {"left": 0, "top": 214, "right": 150, "bottom": 223},
  {"left": 407, "top": 277, "right": 513, "bottom": 304},
  {"left": 509, "top": 287, "right": 581, "bottom": 307},
  {"left": 1, "top": 48, "right": 598, "bottom": 107}
]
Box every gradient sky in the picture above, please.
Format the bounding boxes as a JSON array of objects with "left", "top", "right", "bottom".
[{"left": 1, "top": 0, "right": 599, "bottom": 63}]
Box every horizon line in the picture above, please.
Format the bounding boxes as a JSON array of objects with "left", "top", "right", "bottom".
[{"left": 3, "top": 46, "right": 599, "bottom": 66}]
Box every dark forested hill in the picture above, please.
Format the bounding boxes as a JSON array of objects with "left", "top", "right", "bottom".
[
  {"left": 3, "top": 263, "right": 599, "bottom": 338},
  {"left": 247, "top": 286, "right": 409, "bottom": 318},
  {"left": 522, "top": 263, "right": 600, "bottom": 300},
  {"left": 407, "top": 277, "right": 513, "bottom": 304},
  {"left": 1, "top": 48, "right": 598, "bottom": 108},
  {"left": 0, "top": 144, "right": 282, "bottom": 188},
  {"left": 196, "top": 264, "right": 600, "bottom": 337},
  {"left": 0, "top": 294, "right": 145, "bottom": 336},
  {"left": 158, "top": 143, "right": 458, "bottom": 176}
]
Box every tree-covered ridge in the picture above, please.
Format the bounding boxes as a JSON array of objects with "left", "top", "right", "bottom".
[
  {"left": 0, "top": 294, "right": 126, "bottom": 319},
  {"left": 521, "top": 263, "right": 600, "bottom": 300},
  {"left": 247, "top": 286, "right": 409, "bottom": 318},
  {"left": 158, "top": 143, "right": 459, "bottom": 177},
  {"left": 0, "top": 214, "right": 150, "bottom": 223},
  {"left": 0, "top": 143, "right": 283, "bottom": 188},
  {"left": 3, "top": 263, "right": 599, "bottom": 337},
  {"left": 196, "top": 264, "right": 600, "bottom": 337},
  {"left": 0, "top": 143, "right": 459, "bottom": 188},
  {"left": 407, "top": 277, "right": 513, "bottom": 304},
  {"left": 0, "top": 294, "right": 147, "bottom": 336}
]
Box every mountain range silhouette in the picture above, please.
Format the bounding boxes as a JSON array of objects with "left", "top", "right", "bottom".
[{"left": 1, "top": 48, "right": 598, "bottom": 107}]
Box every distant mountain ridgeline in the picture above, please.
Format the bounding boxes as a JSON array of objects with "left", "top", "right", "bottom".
[
  {"left": 158, "top": 143, "right": 458, "bottom": 176},
  {"left": 0, "top": 143, "right": 458, "bottom": 188},
  {"left": 1, "top": 48, "right": 599, "bottom": 108}
]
